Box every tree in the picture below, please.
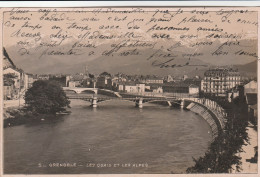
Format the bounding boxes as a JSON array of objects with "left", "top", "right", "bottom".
[
  {"left": 186, "top": 94, "right": 249, "bottom": 173},
  {"left": 25, "top": 80, "right": 70, "bottom": 114}
]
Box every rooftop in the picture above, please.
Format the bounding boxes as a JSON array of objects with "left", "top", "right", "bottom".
[
  {"left": 163, "top": 82, "right": 199, "bottom": 88},
  {"left": 118, "top": 81, "right": 143, "bottom": 86},
  {"left": 204, "top": 68, "right": 240, "bottom": 77}
]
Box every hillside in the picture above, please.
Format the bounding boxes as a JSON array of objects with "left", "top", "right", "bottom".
[{"left": 234, "top": 60, "right": 257, "bottom": 77}]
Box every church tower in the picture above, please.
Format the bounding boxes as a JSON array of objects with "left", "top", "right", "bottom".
[{"left": 85, "top": 65, "right": 89, "bottom": 77}]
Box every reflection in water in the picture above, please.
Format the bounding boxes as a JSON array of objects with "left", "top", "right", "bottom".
[
  {"left": 92, "top": 107, "right": 97, "bottom": 112},
  {"left": 4, "top": 99, "right": 212, "bottom": 174}
]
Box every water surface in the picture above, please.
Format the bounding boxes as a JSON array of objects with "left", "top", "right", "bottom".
[{"left": 4, "top": 99, "right": 212, "bottom": 174}]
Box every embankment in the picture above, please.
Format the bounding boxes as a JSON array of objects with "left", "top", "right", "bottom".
[{"left": 186, "top": 101, "right": 223, "bottom": 139}]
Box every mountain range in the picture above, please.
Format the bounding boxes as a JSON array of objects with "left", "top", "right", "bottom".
[{"left": 4, "top": 38, "right": 258, "bottom": 77}]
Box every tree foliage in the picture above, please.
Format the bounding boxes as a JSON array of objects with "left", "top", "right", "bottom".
[
  {"left": 187, "top": 94, "right": 249, "bottom": 173},
  {"left": 25, "top": 80, "right": 70, "bottom": 114}
]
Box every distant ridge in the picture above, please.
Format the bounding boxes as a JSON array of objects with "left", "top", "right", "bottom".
[
  {"left": 187, "top": 60, "right": 257, "bottom": 78},
  {"left": 234, "top": 60, "right": 257, "bottom": 77}
]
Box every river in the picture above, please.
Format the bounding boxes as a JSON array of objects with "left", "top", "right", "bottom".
[{"left": 4, "top": 98, "right": 212, "bottom": 174}]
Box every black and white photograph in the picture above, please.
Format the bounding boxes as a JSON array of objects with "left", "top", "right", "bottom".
[{"left": 1, "top": 6, "right": 259, "bottom": 175}]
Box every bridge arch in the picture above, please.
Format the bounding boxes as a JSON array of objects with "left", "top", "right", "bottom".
[
  {"left": 64, "top": 89, "right": 78, "bottom": 94},
  {"left": 142, "top": 100, "right": 176, "bottom": 106},
  {"left": 97, "top": 99, "right": 136, "bottom": 105},
  {"left": 143, "top": 99, "right": 181, "bottom": 106},
  {"left": 63, "top": 87, "right": 98, "bottom": 94},
  {"left": 81, "top": 90, "right": 96, "bottom": 94},
  {"left": 98, "top": 89, "right": 122, "bottom": 98}
]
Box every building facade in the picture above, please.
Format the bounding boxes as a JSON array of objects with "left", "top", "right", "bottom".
[
  {"left": 96, "top": 72, "right": 112, "bottom": 89},
  {"left": 139, "top": 76, "right": 164, "bottom": 84},
  {"left": 162, "top": 83, "right": 199, "bottom": 97},
  {"left": 244, "top": 80, "right": 257, "bottom": 96},
  {"left": 118, "top": 82, "right": 145, "bottom": 93},
  {"left": 3, "top": 48, "right": 36, "bottom": 100},
  {"left": 3, "top": 85, "right": 14, "bottom": 100},
  {"left": 201, "top": 68, "right": 241, "bottom": 96}
]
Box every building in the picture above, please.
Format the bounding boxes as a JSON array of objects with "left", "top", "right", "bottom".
[
  {"left": 3, "top": 85, "right": 14, "bottom": 100},
  {"left": 163, "top": 83, "right": 199, "bottom": 97},
  {"left": 145, "top": 84, "right": 163, "bottom": 93},
  {"left": 3, "top": 47, "right": 15, "bottom": 69},
  {"left": 3, "top": 67, "right": 31, "bottom": 99},
  {"left": 165, "top": 75, "right": 174, "bottom": 82},
  {"left": 67, "top": 74, "right": 84, "bottom": 87},
  {"left": 245, "top": 93, "right": 257, "bottom": 123},
  {"left": 37, "top": 74, "right": 50, "bottom": 80},
  {"left": 248, "top": 104, "right": 257, "bottom": 124},
  {"left": 96, "top": 72, "right": 112, "bottom": 89},
  {"left": 182, "top": 75, "right": 188, "bottom": 81},
  {"left": 226, "top": 87, "right": 240, "bottom": 102},
  {"left": 244, "top": 80, "right": 257, "bottom": 96},
  {"left": 139, "top": 75, "right": 164, "bottom": 84},
  {"left": 3, "top": 68, "right": 22, "bottom": 89},
  {"left": 49, "top": 75, "right": 67, "bottom": 87},
  {"left": 118, "top": 82, "right": 145, "bottom": 93},
  {"left": 243, "top": 80, "right": 257, "bottom": 123},
  {"left": 183, "top": 78, "right": 202, "bottom": 91},
  {"left": 66, "top": 73, "right": 90, "bottom": 87},
  {"left": 189, "top": 84, "right": 200, "bottom": 95},
  {"left": 201, "top": 68, "right": 241, "bottom": 96},
  {"left": 3, "top": 48, "right": 35, "bottom": 100},
  {"left": 82, "top": 78, "right": 96, "bottom": 88},
  {"left": 97, "top": 76, "right": 112, "bottom": 89}
]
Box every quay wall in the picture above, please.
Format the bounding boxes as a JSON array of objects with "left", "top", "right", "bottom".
[{"left": 185, "top": 98, "right": 226, "bottom": 139}]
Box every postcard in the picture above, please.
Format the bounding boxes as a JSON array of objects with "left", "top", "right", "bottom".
[{"left": 1, "top": 6, "right": 259, "bottom": 176}]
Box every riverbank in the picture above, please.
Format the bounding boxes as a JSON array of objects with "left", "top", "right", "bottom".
[
  {"left": 3, "top": 107, "right": 70, "bottom": 128},
  {"left": 3, "top": 98, "right": 29, "bottom": 127},
  {"left": 186, "top": 102, "right": 219, "bottom": 139},
  {"left": 4, "top": 108, "right": 32, "bottom": 127}
]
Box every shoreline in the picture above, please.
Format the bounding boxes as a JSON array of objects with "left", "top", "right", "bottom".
[
  {"left": 186, "top": 101, "right": 219, "bottom": 139},
  {"left": 3, "top": 106, "right": 70, "bottom": 128}
]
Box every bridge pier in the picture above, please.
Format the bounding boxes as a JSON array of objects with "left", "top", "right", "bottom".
[
  {"left": 75, "top": 90, "right": 82, "bottom": 94},
  {"left": 167, "top": 101, "right": 172, "bottom": 106},
  {"left": 135, "top": 98, "right": 143, "bottom": 108},
  {"left": 92, "top": 96, "right": 97, "bottom": 108},
  {"left": 180, "top": 99, "right": 184, "bottom": 109}
]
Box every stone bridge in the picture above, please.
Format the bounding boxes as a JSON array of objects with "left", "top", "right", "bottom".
[
  {"left": 63, "top": 87, "right": 122, "bottom": 97},
  {"left": 67, "top": 94, "right": 183, "bottom": 108},
  {"left": 67, "top": 94, "right": 227, "bottom": 139},
  {"left": 63, "top": 87, "right": 98, "bottom": 94}
]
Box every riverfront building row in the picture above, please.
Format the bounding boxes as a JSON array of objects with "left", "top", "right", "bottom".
[
  {"left": 201, "top": 68, "right": 241, "bottom": 97},
  {"left": 3, "top": 48, "right": 36, "bottom": 100}
]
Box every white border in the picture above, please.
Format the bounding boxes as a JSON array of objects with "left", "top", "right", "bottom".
[
  {"left": 0, "top": 2, "right": 259, "bottom": 177},
  {"left": 0, "top": 1, "right": 260, "bottom": 7}
]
